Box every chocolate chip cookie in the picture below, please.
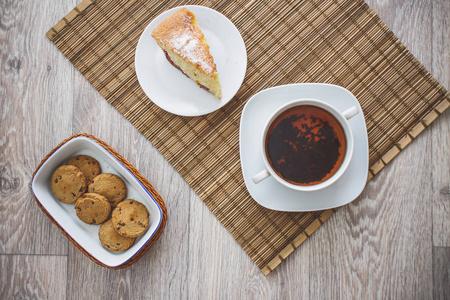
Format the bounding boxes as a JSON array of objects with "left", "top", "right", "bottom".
[
  {"left": 111, "top": 199, "right": 149, "bottom": 238},
  {"left": 66, "top": 155, "right": 102, "bottom": 182},
  {"left": 87, "top": 173, "right": 127, "bottom": 207},
  {"left": 50, "top": 165, "right": 87, "bottom": 203},
  {"left": 75, "top": 195, "right": 111, "bottom": 225},
  {"left": 98, "top": 219, "right": 136, "bottom": 251}
]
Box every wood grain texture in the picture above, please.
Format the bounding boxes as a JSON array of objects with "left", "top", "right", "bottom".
[
  {"left": 433, "top": 247, "right": 450, "bottom": 299},
  {"left": 0, "top": 255, "right": 67, "bottom": 299},
  {"left": 431, "top": 0, "right": 450, "bottom": 248},
  {"left": 0, "top": 0, "right": 448, "bottom": 299},
  {"left": 0, "top": 0, "right": 75, "bottom": 255}
]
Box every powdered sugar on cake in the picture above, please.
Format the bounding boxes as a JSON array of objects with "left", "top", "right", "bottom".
[{"left": 167, "top": 27, "right": 214, "bottom": 75}]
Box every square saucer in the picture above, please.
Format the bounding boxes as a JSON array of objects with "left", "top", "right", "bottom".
[
  {"left": 31, "top": 135, "right": 165, "bottom": 267},
  {"left": 239, "top": 83, "right": 369, "bottom": 212}
]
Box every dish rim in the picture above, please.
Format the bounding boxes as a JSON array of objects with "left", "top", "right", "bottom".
[{"left": 31, "top": 134, "right": 166, "bottom": 268}]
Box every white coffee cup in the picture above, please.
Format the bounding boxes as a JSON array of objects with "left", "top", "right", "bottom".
[{"left": 252, "top": 98, "right": 359, "bottom": 192}]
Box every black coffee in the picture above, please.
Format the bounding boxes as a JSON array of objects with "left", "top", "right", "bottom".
[{"left": 265, "top": 105, "right": 346, "bottom": 186}]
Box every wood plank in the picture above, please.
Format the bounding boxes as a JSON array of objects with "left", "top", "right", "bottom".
[
  {"left": 432, "top": 111, "right": 450, "bottom": 247},
  {"left": 0, "top": 0, "right": 76, "bottom": 255},
  {"left": 433, "top": 247, "right": 450, "bottom": 299},
  {"left": 0, "top": 255, "right": 67, "bottom": 298},
  {"left": 431, "top": 0, "right": 450, "bottom": 247}
]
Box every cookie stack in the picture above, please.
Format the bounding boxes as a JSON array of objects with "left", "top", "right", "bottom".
[{"left": 50, "top": 155, "right": 150, "bottom": 252}]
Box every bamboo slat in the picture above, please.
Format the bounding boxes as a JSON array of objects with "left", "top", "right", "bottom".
[{"left": 47, "top": 0, "right": 450, "bottom": 275}]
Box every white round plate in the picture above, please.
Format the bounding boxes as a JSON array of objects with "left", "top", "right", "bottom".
[
  {"left": 239, "top": 83, "right": 369, "bottom": 212},
  {"left": 135, "top": 5, "right": 247, "bottom": 116}
]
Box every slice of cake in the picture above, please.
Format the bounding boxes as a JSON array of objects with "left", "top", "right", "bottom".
[{"left": 151, "top": 8, "right": 222, "bottom": 99}]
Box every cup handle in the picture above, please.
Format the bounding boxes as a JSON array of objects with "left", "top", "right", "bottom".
[
  {"left": 252, "top": 169, "right": 271, "bottom": 184},
  {"left": 343, "top": 106, "right": 359, "bottom": 120}
]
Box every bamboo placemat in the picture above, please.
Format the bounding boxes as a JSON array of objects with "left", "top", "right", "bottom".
[{"left": 47, "top": 0, "right": 449, "bottom": 275}]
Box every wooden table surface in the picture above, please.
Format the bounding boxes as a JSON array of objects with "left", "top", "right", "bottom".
[{"left": 1, "top": 0, "right": 449, "bottom": 299}]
